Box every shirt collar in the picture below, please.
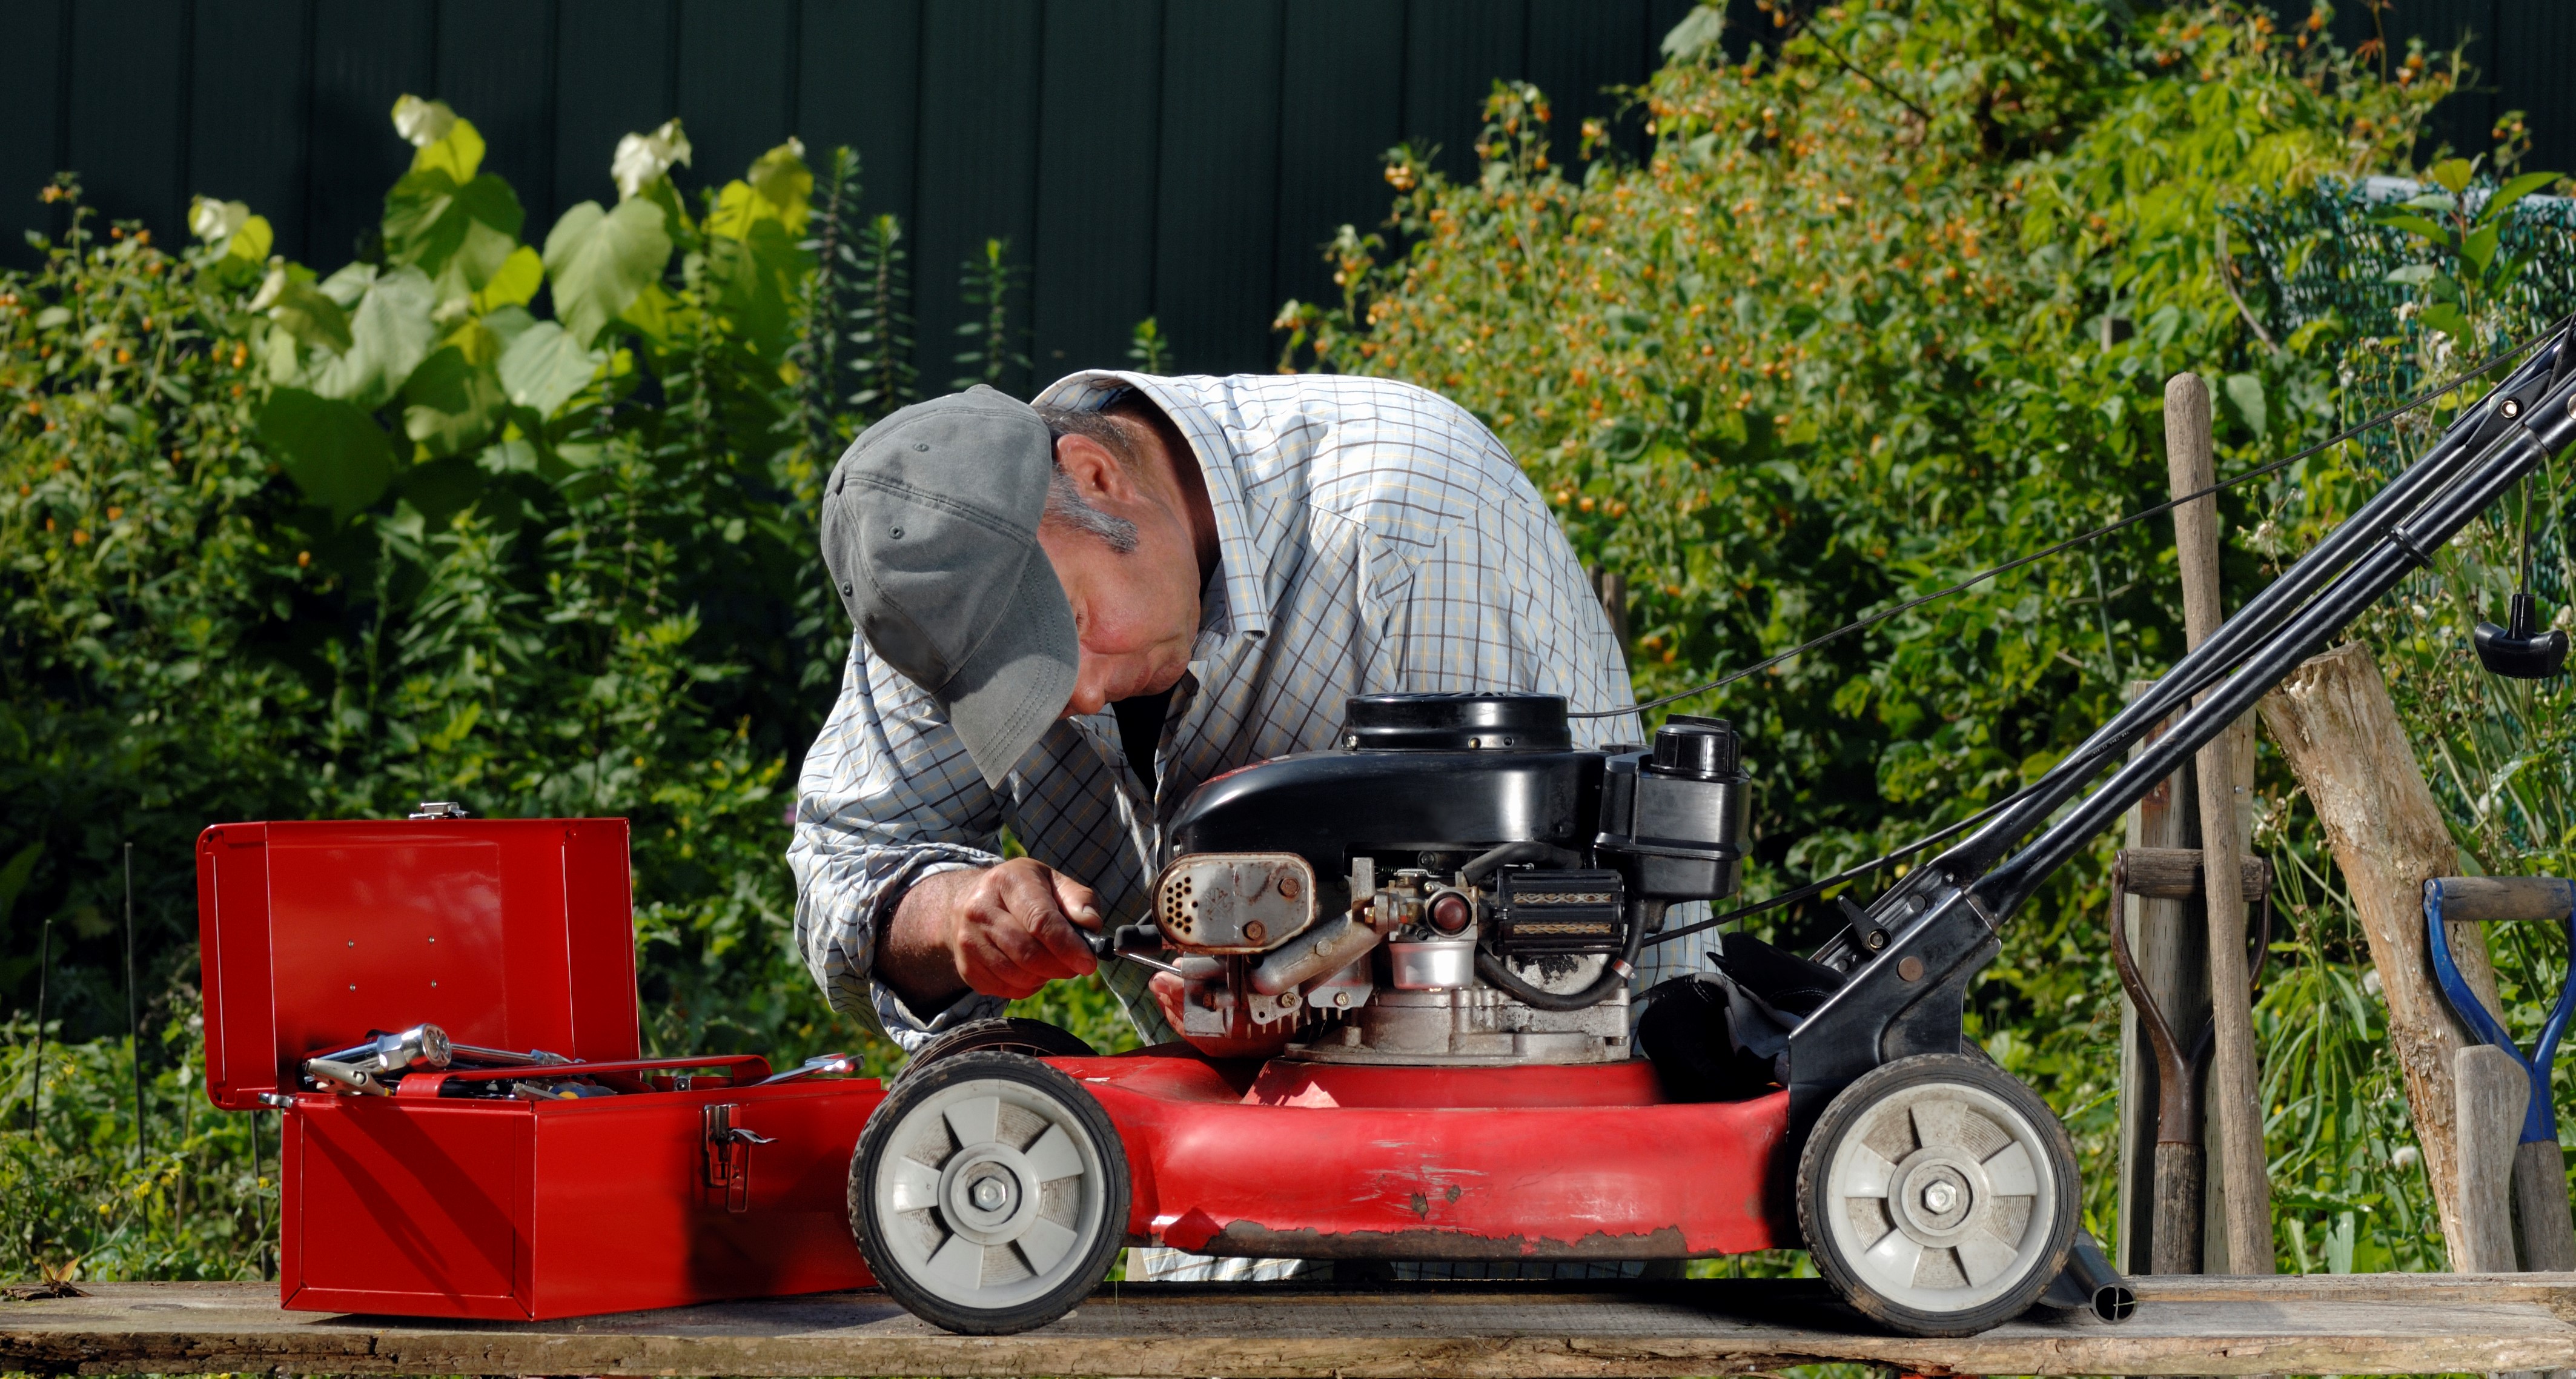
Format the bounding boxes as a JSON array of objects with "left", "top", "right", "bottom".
[{"left": 1030, "top": 371, "right": 1271, "bottom": 643}]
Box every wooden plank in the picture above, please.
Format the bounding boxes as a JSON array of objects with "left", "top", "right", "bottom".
[
  {"left": 1031, "top": 0, "right": 1162, "bottom": 379},
  {"left": 675, "top": 0, "right": 796, "bottom": 188},
  {"left": 11, "top": 1275, "right": 2576, "bottom": 1377},
  {"left": 1274, "top": 0, "right": 1405, "bottom": 328},
  {"left": 796, "top": 0, "right": 923, "bottom": 231},
  {"left": 1522, "top": 0, "right": 1646, "bottom": 174},
  {"left": 1153, "top": 0, "right": 1283, "bottom": 376},
  {"left": 552, "top": 0, "right": 675, "bottom": 212},
  {"left": 64, "top": 0, "right": 188, "bottom": 236},
  {"left": 188, "top": 0, "right": 314, "bottom": 261},
  {"left": 307, "top": 1, "right": 434, "bottom": 268},
  {"left": 2261, "top": 641, "right": 2509, "bottom": 1270},
  {"left": 913, "top": 0, "right": 1041, "bottom": 393},
  {"left": 435, "top": 0, "right": 558, "bottom": 229}
]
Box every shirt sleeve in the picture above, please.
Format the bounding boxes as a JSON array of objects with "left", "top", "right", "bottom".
[{"left": 786, "top": 636, "right": 1013, "bottom": 1049}]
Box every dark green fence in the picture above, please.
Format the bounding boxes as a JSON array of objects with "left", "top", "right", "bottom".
[{"left": 2, "top": 0, "right": 2568, "bottom": 383}]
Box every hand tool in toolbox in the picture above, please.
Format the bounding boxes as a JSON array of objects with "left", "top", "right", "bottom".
[{"left": 194, "top": 815, "right": 889, "bottom": 1320}]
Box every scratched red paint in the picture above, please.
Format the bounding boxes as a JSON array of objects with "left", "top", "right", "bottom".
[{"left": 1056, "top": 1054, "right": 1795, "bottom": 1260}]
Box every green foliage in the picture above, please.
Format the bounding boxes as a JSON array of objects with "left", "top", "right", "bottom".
[
  {"left": 952, "top": 237, "right": 1027, "bottom": 392},
  {"left": 1127, "top": 316, "right": 1172, "bottom": 373},
  {"left": 1294, "top": 0, "right": 2493, "bottom": 1268}
]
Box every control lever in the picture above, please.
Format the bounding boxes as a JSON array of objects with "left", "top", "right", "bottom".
[{"left": 1087, "top": 923, "right": 1181, "bottom": 975}]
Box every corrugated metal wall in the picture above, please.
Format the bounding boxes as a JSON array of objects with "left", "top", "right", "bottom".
[{"left": 1, "top": 1, "right": 2565, "bottom": 382}]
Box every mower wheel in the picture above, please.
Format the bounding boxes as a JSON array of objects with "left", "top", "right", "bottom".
[
  {"left": 892, "top": 1017, "right": 1099, "bottom": 1091},
  {"left": 851, "top": 1051, "right": 1129, "bottom": 1334},
  {"left": 1797, "top": 1052, "right": 2078, "bottom": 1337}
]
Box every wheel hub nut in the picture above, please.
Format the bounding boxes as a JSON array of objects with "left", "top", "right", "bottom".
[
  {"left": 970, "top": 1176, "right": 1008, "bottom": 1211},
  {"left": 1922, "top": 1181, "right": 1958, "bottom": 1214}
]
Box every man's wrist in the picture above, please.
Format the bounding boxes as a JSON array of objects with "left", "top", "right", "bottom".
[{"left": 877, "top": 865, "right": 979, "bottom": 1012}]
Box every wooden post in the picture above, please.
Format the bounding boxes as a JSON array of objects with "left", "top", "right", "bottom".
[
  {"left": 2259, "top": 642, "right": 2507, "bottom": 1268},
  {"left": 2165, "top": 374, "right": 2275, "bottom": 1273},
  {"left": 2116, "top": 683, "right": 2219, "bottom": 1276},
  {"left": 2457, "top": 1045, "right": 2528, "bottom": 1274}
]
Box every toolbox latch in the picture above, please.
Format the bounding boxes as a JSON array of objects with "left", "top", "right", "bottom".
[{"left": 701, "top": 1103, "right": 775, "bottom": 1214}]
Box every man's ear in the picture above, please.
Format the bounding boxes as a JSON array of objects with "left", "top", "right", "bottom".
[{"left": 1051, "top": 432, "right": 1143, "bottom": 505}]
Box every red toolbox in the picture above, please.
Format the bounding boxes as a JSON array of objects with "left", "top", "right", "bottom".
[{"left": 196, "top": 817, "right": 886, "bottom": 1320}]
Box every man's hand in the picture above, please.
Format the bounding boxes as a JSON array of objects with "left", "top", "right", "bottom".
[{"left": 878, "top": 859, "right": 1103, "bottom": 1009}]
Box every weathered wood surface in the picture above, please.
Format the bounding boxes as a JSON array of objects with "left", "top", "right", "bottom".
[
  {"left": 2166, "top": 371, "right": 2275, "bottom": 1274},
  {"left": 2262, "top": 641, "right": 2507, "bottom": 1269},
  {"left": 2461, "top": 1043, "right": 2532, "bottom": 1274},
  {"left": 10, "top": 1276, "right": 2576, "bottom": 1377},
  {"left": 2122, "top": 848, "right": 2270, "bottom": 903},
  {"left": 2437, "top": 875, "right": 2576, "bottom": 923}
]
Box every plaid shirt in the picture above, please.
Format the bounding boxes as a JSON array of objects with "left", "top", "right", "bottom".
[{"left": 788, "top": 371, "right": 1713, "bottom": 1051}]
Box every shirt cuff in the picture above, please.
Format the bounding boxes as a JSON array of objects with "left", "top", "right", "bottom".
[{"left": 867, "top": 856, "right": 1005, "bottom": 1051}]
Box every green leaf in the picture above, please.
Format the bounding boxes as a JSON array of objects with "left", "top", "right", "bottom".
[
  {"left": 543, "top": 198, "right": 672, "bottom": 347},
  {"left": 2384, "top": 263, "right": 2439, "bottom": 286},
  {"left": 225, "top": 214, "right": 274, "bottom": 265},
  {"left": 2223, "top": 372, "right": 2267, "bottom": 442},
  {"left": 2464, "top": 223, "right": 2500, "bottom": 275},
  {"left": 306, "top": 265, "right": 438, "bottom": 410},
  {"left": 497, "top": 320, "right": 604, "bottom": 419},
  {"left": 2420, "top": 301, "right": 2472, "bottom": 339},
  {"left": 400, "top": 345, "right": 508, "bottom": 457},
  {"left": 409, "top": 113, "right": 483, "bottom": 183},
  {"left": 471, "top": 245, "right": 543, "bottom": 313},
  {"left": 2371, "top": 212, "right": 2454, "bottom": 245},
  {"left": 2483, "top": 170, "right": 2561, "bottom": 225},
  {"left": 257, "top": 388, "right": 400, "bottom": 522},
  {"left": 2428, "top": 158, "right": 2475, "bottom": 194},
  {"left": 267, "top": 279, "right": 354, "bottom": 355},
  {"left": 383, "top": 167, "right": 525, "bottom": 285}
]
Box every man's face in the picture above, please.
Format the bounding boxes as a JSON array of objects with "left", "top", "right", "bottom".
[{"left": 1035, "top": 437, "right": 1203, "bottom": 718}]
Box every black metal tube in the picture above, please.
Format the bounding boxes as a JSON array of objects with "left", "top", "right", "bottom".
[
  {"left": 1934, "top": 337, "right": 2568, "bottom": 880},
  {"left": 1977, "top": 419, "right": 2555, "bottom": 915}
]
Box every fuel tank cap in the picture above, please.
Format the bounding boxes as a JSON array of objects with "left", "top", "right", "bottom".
[{"left": 1340, "top": 693, "right": 1571, "bottom": 751}]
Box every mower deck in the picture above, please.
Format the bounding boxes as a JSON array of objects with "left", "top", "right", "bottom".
[{"left": 1065, "top": 1053, "right": 1795, "bottom": 1260}]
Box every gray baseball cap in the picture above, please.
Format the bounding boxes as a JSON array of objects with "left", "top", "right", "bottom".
[{"left": 819, "top": 386, "right": 1077, "bottom": 788}]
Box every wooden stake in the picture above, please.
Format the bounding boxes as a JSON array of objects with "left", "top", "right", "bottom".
[
  {"left": 2260, "top": 642, "right": 2506, "bottom": 1267},
  {"left": 2115, "top": 685, "right": 2219, "bottom": 1275},
  {"left": 2165, "top": 373, "right": 2275, "bottom": 1273}
]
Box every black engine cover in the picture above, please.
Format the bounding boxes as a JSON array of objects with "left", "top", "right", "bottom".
[{"left": 1164, "top": 694, "right": 1603, "bottom": 911}]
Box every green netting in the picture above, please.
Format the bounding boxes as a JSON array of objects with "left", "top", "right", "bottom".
[{"left": 2227, "top": 176, "right": 2576, "bottom": 345}]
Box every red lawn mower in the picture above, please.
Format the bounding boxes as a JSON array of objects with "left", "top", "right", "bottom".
[{"left": 850, "top": 328, "right": 2576, "bottom": 1337}]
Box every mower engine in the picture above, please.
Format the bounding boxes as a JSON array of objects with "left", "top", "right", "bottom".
[{"left": 1148, "top": 693, "right": 1746, "bottom": 1064}]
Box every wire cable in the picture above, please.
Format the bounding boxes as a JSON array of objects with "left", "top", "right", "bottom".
[{"left": 1574, "top": 317, "right": 2566, "bottom": 723}]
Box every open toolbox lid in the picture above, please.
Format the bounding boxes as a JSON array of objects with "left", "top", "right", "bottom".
[{"left": 195, "top": 818, "right": 638, "bottom": 1111}]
